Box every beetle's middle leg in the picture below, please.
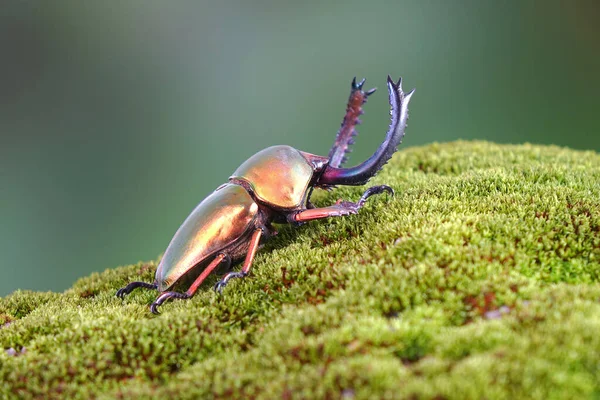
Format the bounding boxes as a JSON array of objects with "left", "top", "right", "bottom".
[
  {"left": 214, "top": 228, "right": 263, "bottom": 294},
  {"left": 150, "top": 253, "right": 229, "bottom": 314},
  {"left": 289, "top": 185, "right": 393, "bottom": 223}
]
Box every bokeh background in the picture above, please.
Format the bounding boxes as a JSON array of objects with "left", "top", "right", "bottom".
[{"left": 1, "top": 1, "right": 599, "bottom": 296}]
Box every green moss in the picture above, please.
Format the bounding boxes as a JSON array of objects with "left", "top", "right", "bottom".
[{"left": 1, "top": 141, "right": 599, "bottom": 399}]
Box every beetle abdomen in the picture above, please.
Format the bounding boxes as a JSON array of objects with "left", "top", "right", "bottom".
[
  {"left": 230, "top": 145, "right": 327, "bottom": 210},
  {"left": 155, "top": 183, "right": 258, "bottom": 291}
]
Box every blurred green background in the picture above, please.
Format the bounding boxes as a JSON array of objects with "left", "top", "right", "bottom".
[{"left": 1, "top": 1, "right": 599, "bottom": 296}]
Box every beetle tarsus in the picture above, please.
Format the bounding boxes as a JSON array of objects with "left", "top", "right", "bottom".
[
  {"left": 289, "top": 184, "right": 394, "bottom": 223},
  {"left": 115, "top": 281, "right": 157, "bottom": 299},
  {"left": 150, "top": 291, "right": 190, "bottom": 314},
  {"left": 356, "top": 185, "right": 394, "bottom": 207},
  {"left": 333, "top": 185, "right": 393, "bottom": 214},
  {"left": 214, "top": 271, "right": 248, "bottom": 294}
]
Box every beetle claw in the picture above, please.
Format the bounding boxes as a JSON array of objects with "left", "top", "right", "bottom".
[
  {"left": 213, "top": 282, "right": 225, "bottom": 295},
  {"left": 214, "top": 271, "right": 248, "bottom": 294},
  {"left": 334, "top": 185, "right": 394, "bottom": 214},
  {"left": 357, "top": 185, "right": 394, "bottom": 207},
  {"left": 150, "top": 303, "right": 161, "bottom": 315},
  {"left": 149, "top": 291, "right": 190, "bottom": 314}
]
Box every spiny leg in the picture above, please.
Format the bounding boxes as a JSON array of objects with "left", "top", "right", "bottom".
[
  {"left": 150, "top": 253, "right": 229, "bottom": 314},
  {"left": 214, "top": 228, "right": 263, "bottom": 294},
  {"left": 116, "top": 281, "right": 157, "bottom": 299},
  {"left": 328, "top": 77, "right": 377, "bottom": 168},
  {"left": 289, "top": 185, "right": 393, "bottom": 223}
]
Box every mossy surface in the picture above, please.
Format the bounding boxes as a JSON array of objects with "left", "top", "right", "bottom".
[{"left": 1, "top": 141, "right": 599, "bottom": 399}]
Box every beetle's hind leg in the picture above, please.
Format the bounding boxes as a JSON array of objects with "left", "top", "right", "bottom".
[
  {"left": 288, "top": 185, "right": 394, "bottom": 223},
  {"left": 214, "top": 228, "right": 263, "bottom": 294},
  {"left": 116, "top": 281, "right": 157, "bottom": 299},
  {"left": 150, "top": 253, "right": 229, "bottom": 314}
]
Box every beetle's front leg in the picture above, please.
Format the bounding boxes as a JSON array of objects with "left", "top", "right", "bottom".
[{"left": 289, "top": 185, "right": 393, "bottom": 223}]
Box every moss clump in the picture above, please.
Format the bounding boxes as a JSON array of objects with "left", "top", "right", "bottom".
[{"left": 1, "top": 141, "right": 599, "bottom": 399}]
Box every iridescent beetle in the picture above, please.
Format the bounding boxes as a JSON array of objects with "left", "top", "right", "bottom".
[{"left": 117, "top": 76, "right": 414, "bottom": 314}]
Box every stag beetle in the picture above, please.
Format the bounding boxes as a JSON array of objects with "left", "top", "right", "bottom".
[{"left": 116, "top": 75, "right": 414, "bottom": 314}]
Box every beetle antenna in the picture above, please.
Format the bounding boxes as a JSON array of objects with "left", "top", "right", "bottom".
[{"left": 328, "top": 77, "right": 377, "bottom": 168}]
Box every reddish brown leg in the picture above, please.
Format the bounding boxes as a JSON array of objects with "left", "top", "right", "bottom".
[
  {"left": 150, "top": 253, "right": 228, "bottom": 314},
  {"left": 290, "top": 185, "right": 393, "bottom": 223},
  {"left": 214, "top": 228, "right": 263, "bottom": 294}
]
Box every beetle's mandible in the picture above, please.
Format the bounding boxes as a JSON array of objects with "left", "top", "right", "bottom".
[{"left": 117, "top": 76, "right": 415, "bottom": 314}]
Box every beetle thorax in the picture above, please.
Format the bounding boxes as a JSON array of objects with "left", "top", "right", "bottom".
[{"left": 229, "top": 145, "right": 327, "bottom": 210}]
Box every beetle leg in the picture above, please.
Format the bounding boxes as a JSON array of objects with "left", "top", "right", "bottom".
[
  {"left": 150, "top": 291, "right": 190, "bottom": 314},
  {"left": 116, "top": 281, "right": 157, "bottom": 299},
  {"left": 186, "top": 253, "right": 228, "bottom": 296},
  {"left": 149, "top": 253, "right": 227, "bottom": 314},
  {"left": 214, "top": 228, "right": 263, "bottom": 294},
  {"left": 306, "top": 187, "right": 316, "bottom": 209},
  {"left": 289, "top": 185, "right": 393, "bottom": 223}
]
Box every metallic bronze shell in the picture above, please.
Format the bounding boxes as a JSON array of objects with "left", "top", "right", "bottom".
[
  {"left": 230, "top": 145, "right": 328, "bottom": 210},
  {"left": 155, "top": 184, "right": 258, "bottom": 291}
]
